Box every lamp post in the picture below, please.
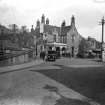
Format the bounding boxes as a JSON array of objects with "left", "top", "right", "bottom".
[
  {"left": 71, "top": 34, "right": 75, "bottom": 57},
  {"left": 99, "top": 16, "right": 105, "bottom": 61},
  {"left": 33, "top": 35, "right": 37, "bottom": 56},
  {"left": 36, "top": 41, "right": 37, "bottom": 56}
]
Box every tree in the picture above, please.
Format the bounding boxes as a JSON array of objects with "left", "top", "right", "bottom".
[
  {"left": 20, "top": 25, "right": 28, "bottom": 33},
  {"left": 8, "top": 24, "right": 19, "bottom": 33},
  {"left": 61, "top": 20, "right": 66, "bottom": 27},
  {"left": 77, "top": 38, "right": 88, "bottom": 58}
]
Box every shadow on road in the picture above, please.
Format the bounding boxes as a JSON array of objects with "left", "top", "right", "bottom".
[
  {"left": 0, "top": 65, "right": 37, "bottom": 75},
  {"left": 33, "top": 64, "right": 105, "bottom": 105},
  {"left": 43, "top": 84, "right": 90, "bottom": 105}
]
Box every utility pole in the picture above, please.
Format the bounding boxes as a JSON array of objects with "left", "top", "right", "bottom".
[
  {"left": 99, "top": 16, "right": 105, "bottom": 61},
  {"left": 0, "top": 29, "right": 4, "bottom": 56},
  {"left": 36, "top": 41, "right": 37, "bottom": 56}
]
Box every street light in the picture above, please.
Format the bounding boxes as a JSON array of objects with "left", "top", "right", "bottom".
[
  {"left": 33, "top": 35, "right": 37, "bottom": 56},
  {"left": 71, "top": 34, "right": 75, "bottom": 57}
]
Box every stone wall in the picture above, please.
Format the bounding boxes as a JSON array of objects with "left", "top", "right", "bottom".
[{"left": 0, "top": 50, "right": 35, "bottom": 66}]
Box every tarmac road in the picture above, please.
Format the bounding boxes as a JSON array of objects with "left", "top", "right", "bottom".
[{"left": 0, "top": 57, "right": 104, "bottom": 105}]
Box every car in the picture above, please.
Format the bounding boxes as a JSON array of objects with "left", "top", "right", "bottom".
[{"left": 46, "top": 50, "right": 56, "bottom": 61}]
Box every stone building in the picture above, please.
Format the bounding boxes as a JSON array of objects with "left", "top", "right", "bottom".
[
  {"left": 87, "top": 36, "right": 101, "bottom": 50},
  {"left": 34, "top": 14, "right": 61, "bottom": 52},
  {"left": 35, "top": 14, "right": 60, "bottom": 43},
  {"left": 86, "top": 36, "right": 101, "bottom": 54},
  {"left": 34, "top": 14, "right": 82, "bottom": 57},
  {"left": 0, "top": 25, "right": 11, "bottom": 55},
  {"left": 61, "top": 15, "right": 82, "bottom": 57}
]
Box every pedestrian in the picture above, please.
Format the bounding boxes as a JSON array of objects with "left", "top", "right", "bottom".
[
  {"left": 40, "top": 52, "right": 42, "bottom": 59},
  {"left": 42, "top": 51, "right": 45, "bottom": 61}
]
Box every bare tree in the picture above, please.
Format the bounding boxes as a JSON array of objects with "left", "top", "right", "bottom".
[
  {"left": 20, "top": 25, "right": 28, "bottom": 33},
  {"left": 8, "top": 24, "right": 19, "bottom": 33},
  {"left": 77, "top": 38, "right": 88, "bottom": 58}
]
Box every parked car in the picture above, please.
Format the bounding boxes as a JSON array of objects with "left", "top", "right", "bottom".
[{"left": 46, "top": 50, "right": 56, "bottom": 61}]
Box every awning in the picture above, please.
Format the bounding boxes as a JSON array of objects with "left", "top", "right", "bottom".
[
  {"left": 92, "top": 49, "right": 101, "bottom": 53},
  {"left": 46, "top": 42, "right": 67, "bottom": 47}
]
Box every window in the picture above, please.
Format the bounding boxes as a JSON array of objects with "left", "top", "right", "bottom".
[
  {"left": 54, "top": 34, "right": 56, "bottom": 42},
  {"left": 71, "top": 34, "right": 75, "bottom": 43}
]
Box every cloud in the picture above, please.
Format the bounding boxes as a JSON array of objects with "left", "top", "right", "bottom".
[
  {"left": 78, "top": 25, "right": 102, "bottom": 41},
  {"left": 53, "top": 5, "right": 103, "bottom": 26},
  {"left": 0, "top": 0, "right": 105, "bottom": 41},
  {"left": 49, "top": 4, "right": 104, "bottom": 41},
  {"left": 0, "top": 6, "right": 16, "bottom": 24},
  {"left": 0, "top": 6, "right": 9, "bottom": 15}
]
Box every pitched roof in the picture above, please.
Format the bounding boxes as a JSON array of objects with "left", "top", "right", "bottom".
[
  {"left": 61, "top": 26, "right": 71, "bottom": 36},
  {"left": 44, "top": 24, "right": 60, "bottom": 35},
  {"left": 34, "top": 24, "right": 70, "bottom": 37},
  {"left": 34, "top": 27, "right": 40, "bottom": 37},
  {"left": 0, "top": 25, "right": 11, "bottom": 34}
]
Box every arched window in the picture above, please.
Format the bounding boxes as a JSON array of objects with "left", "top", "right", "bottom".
[{"left": 53, "top": 34, "right": 56, "bottom": 42}]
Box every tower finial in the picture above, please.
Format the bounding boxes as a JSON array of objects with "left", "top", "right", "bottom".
[
  {"left": 31, "top": 25, "right": 34, "bottom": 33},
  {"left": 71, "top": 15, "right": 75, "bottom": 26},
  {"left": 46, "top": 18, "right": 49, "bottom": 25},
  {"left": 41, "top": 14, "right": 45, "bottom": 24},
  {"left": 36, "top": 19, "right": 40, "bottom": 27},
  {"left": 61, "top": 20, "right": 66, "bottom": 27}
]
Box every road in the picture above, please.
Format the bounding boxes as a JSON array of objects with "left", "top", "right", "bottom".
[{"left": 0, "top": 58, "right": 105, "bottom": 105}]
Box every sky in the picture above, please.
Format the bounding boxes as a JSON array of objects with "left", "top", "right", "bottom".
[{"left": 0, "top": 0, "right": 105, "bottom": 41}]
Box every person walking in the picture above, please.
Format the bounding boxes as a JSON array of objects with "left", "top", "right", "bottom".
[{"left": 42, "top": 51, "right": 46, "bottom": 61}]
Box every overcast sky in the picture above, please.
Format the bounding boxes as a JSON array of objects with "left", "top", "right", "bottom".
[{"left": 0, "top": 0, "right": 105, "bottom": 41}]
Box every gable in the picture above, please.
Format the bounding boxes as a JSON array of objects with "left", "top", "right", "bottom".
[
  {"left": 61, "top": 26, "right": 71, "bottom": 36},
  {"left": 44, "top": 24, "right": 60, "bottom": 35}
]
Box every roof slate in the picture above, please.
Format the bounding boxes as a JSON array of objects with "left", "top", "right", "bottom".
[
  {"left": 61, "top": 26, "right": 71, "bottom": 36},
  {"left": 34, "top": 24, "right": 72, "bottom": 37},
  {"left": 44, "top": 24, "right": 60, "bottom": 35},
  {"left": 34, "top": 27, "right": 40, "bottom": 37}
]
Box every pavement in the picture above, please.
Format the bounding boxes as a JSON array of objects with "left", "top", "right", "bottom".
[
  {"left": 0, "top": 58, "right": 104, "bottom": 105},
  {"left": 0, "top": 59, "right": 43, "bottom": 73},
  {"left": 56, "top": 57, "right": 104, "bottom": 66},
  {"left": 0, "top": 57, "right": 104, "bottom": 72}
]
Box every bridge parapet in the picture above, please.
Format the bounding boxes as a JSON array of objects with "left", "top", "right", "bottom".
[{"left": 0, "top": 49, "right": 36, "bottom": 66}]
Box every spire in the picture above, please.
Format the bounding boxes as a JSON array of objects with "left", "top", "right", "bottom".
[
  {"left": 71, "top": 15, "right": 75, "bottom": 27},
  {"left": 31, "top": 25, "right": 34, "bottom": 33},
  {"left": 61, "top": 20, "right": 66, "bottom": 27},
  {"left": 41, "top": 14, "right": 45, "bottom": 24},
  {"left": 36, "top": 19, "right": 40, "bottom": 27},
  {"left": 46, "top": 18, "right": 49, "bottom": 25}
]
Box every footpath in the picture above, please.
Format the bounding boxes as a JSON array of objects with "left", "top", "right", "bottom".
[
  {"left": 56, "top": 57, "right": 105, "bottom": 68},
  {"left": 0, "top": 58, "right": 43, "bottom": 73}
]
